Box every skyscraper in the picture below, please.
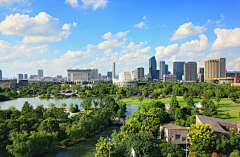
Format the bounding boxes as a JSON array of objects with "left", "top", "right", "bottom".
[
  {"left": 204, "top": 58, "right": 226, "bottom": 79},
  {"left": 136, "top": 67, "right": 144, "bottom": 80},
  {"left": 112, "top": 62, "right": 115, "bottom": 79},
  {"left": 183, "top": 62, "right": 197, "bottom": 82},
  {"left": 149, "top": 56, "right": 157, "bottom": 79},
  {"left": 38, "top": 69, "right": 43, "bottom": 78},
  {"left": 24, "top": 74, "right": 28, "bottom": 79},
  {"left": 165, "top": 64, "right": 168, "bottom": 74},
  {"left": 107, "top": 71, "right": 112, "bottom": 79},
  {"left": 159, "top": 61, "right": 166, "bottom": 80},
  {"left": 200, "top": 67, "right": 204, "bottom": 74},
  {"left": 173, "top": 61, "right": 185, "bottom": 81},
  {"left": 199, "top": 67, "right": 204, "bottom": 82},
  {"left": 0, "top": 70, "right": 2, "bottom": 80}
]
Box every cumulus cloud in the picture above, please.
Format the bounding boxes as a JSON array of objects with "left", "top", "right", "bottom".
[
  {"left": 122, "top": 41, "right": 150, "bottom": 53},
  {"left": 155, "top": 43, "right": 178, "bottom": 60},
  {"left": 206, "top": 51, "right": 221, "bottom": 59},
  {"left": 227, "top": 54, "right": 240, "bottom": 70},
  {"left": 0, "top": 40, "right": 48, "bottom": 61},
  {"left": 170, "top": 22, "right": 207, "bottom": 41},
  {"left": 211, "top": 28, "right": 240, "bottom": 51},
  {"left": 101, "top": 30, "right": 130, "bottom": 39},
  {"left": 179, "top": 34, "right": 209, "bottom": 52},
  {"left": 206, "top": 13, "right": 226, "bottom": 27},
  {"left": 0, "top": 12, "right": 76, "bottom": 43},
  {"left": 81, "top": 0, "right": 108, "bottom": 10}
]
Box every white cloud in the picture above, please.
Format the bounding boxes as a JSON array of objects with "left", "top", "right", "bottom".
[
  {"left": 83, "top": 44, "right": 96, "bottom": 49},
  {"left": 0, "top": 12, "right": 76, "bottom": 43},
  {"left": 227, "top": 54, "right": 240, "bottom": 70},
  {"left": 228, "top": 53, "right": 238, "bottom": 58},
  {"left": 0, "top": 40, "right": 49, "bottom": 61},
  {"left": 142, "top": 15, "right": 147, "bottom": 20},
  {"left": 0, "top": 0, "right": 26, "bottom": 6},
  {"left": 170, "top": 22, "right": 207, "bottom": 41},
  {"left": 206, "top": 51, "right": 221, "bottom": 59},
  {"left": 179, "top": 34, "right": 209, "bottom": 52},
  {"left": 211, "top": 28, "right": 240, "bottom": 51},
  {"left": 54, "top": 50, "right": 59, "bottom": 53},
  {"left": 121, "top": 41, "right": 150, "bottom": 54},
  {"left": 101, "top": 30, "right": 130, "bottom": 39},
  {"left": 81, "top": 0, "right": 108, "bottom": 10},
  {"left": 134, "top": 22, "right": 147, "bottom": 29},
  {"left": 155, "top": 43, "right": 178, "bottom": 60},
  {"left": 97, "top": 39, "right": 124, "bottom": 49},
  {"left": 63, "top": 49, "right": 93, "bottom": 60},
  {"left": 206, "top": 13, "right": 226, "bottom": 27},
  {"left": 65, "top": 0, "right": 78, "bottom": 7}
]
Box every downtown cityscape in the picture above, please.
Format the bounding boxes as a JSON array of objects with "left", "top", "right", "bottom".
[{"left": 0, "top": 0, "right": 240, "bottom": 157}]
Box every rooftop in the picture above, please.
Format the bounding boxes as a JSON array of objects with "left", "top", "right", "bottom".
[{"left": 161, "top": 123, "right": 187, "bottom": 130}]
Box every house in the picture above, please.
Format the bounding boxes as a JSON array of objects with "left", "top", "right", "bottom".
[
  {"left": 159, "top": 123, "right": 189, "bottom": 145},
  {"left": 196, "top": 115, "right": 240, "bottom": 139}
]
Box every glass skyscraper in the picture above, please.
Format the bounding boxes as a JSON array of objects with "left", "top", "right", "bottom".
[
  {"left": 173, "top": 61, "right": 185, "bottom": 81},
  {"left": 159, "top": 61, "right": 165, "bottom": 80},
  {"left": 149, "top": 56, "right": 157, "bottom": 79}
]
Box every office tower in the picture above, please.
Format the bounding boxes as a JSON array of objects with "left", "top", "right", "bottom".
[
  {"left": 98, "top": 73, "right": 101, "bottom": 79},
  {"left": 165, "top": 65, "right": 168, "bottom": 74},
  {"left": 0, "top": 70, "right": 2, "bottom": 80},
  {"left": 107, "top": 71, "right": 112, "bottom": 79},
  {"left": 136, "top": 67, "right": 144, "bottom": 80},
  {"left": 163, "top": 74, "right": 176, "bottom": 82},
  {"left": 173, "top": 61, "right": 185, "bottom": 81},
  {"left": 183, "top": 62, "right": 197, "bottom": 82},
  {"left": 149, "top": 56, "right": 157, "bottom": 79},
  {"left": 204, "top": 58, "right": 226, "bottom": 79},
  {"left": 67, "top": 69, "right": 98, "bottom": 81},
  {"left": 17, "top": 74, "right": 23, "bottom": 83},
  {"left": 112, "top": 62, "right": 115, "bottom": 79},
  {"left": 24, "top": 74, "right": 28, "bottom": 79},
  {"left": 159, "top": 61, "right": 165, "bottom": 80},
  {"left": 38, "top": 69, "right": 43, "bottom": 78},
  {"left": 200, "top": 67, "right": 204, "bottom": 74},
  {"left": 199, "top": 67, "right": 204, "bottom": 82},
  {"left": 30, "top": 75, "right": 38, "bottom": 79}
]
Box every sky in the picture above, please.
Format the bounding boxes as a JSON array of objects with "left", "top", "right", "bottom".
[{"left": 0, "top": 0, "right": 240, "bottom": 78}]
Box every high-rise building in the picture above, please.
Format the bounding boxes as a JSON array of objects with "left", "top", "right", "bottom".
[
  {"left": 199, "top": 67, "right": 204, "bottom": 82},
  {"left": 17, "top": 74, "right": 23, "bottom": 83},
  {"left": 98, "top": 73, "right": 101, "bottom": 79},
  {"left": 136, "top": 67, "right": 144, "bottom": 80},
  {"left": 107, "top": 71, "right": 112, "bottom": 79},
  {"left": 159, "top": 61, "right": 165, "bottom": 80},
  {"left": 24, "top": 74, "right": 28, "bottom": 79},
  {"left": 38, "top": 69, "right": 43, "bottom": 78},
  {"left": 149, "top": 56, "right": 157, "bottom": 79},
  {"left": 226, "top": 71, "right": 240, "bottom": 77},
  {"left": 0, "top": 70, "right": 2, "bottom": 80},
  {"left": 67, "top": 69, "right": 98, "bottom": 81},
  {"left": 183, "top": 62, "right": 197, "bottom": 82},
  {"left": 57, "top": 75, "right": 62, "bottom": 80},
  {"left": 112, "top": 62, "right": 115, "bottom": 79},
  {"left": 165, "top": 64, "right": 168, "bottom": 75},
  {"left": 204, "top": 58, "right": 226, "bottom": 80},
  {"left": 173, "top": 61, "right": 185, "bottom": 81}
]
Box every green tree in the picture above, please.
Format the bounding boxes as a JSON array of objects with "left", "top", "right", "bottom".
[
  {"left": 226, "top": 112, "right": 231, "bottom": 120},
  {"left": 169, "top": 94, "right": 180, "bottom": 115},
  {"left": 69, "top": 103, "right": 74, "bottom": 109},
  {"left": 175, "top": 108, "right": 184, "bottom": 120},
  {"left": 215, "top": 89, "right": 222, "bottom": 108},
  {"left": 187, "top": 123, "right": 216, "bottom": 156},
  {"left": 143, "top": 90, "right": 149, "bottom": 98},
  {"left": 116, "top": 94, "right": 122, "bottom": 101},
  {"left": 60, "top": 103, "right": 67, "bottom": 108},
  {"left": 37, "top": 117, "right": 60, "bottom": 133},
  {"left": 183, "top": 91, "right": 188, "bottom": 104},
  {"left": 138, "top": 94, "right": 143, "bottom": 105},
  {"left": 126, "top": 90, "right": 131, "bottom": 97},
  {"left": 186, "top": 96, "right": 194, "bottom": 107},
  {"left": 48, "top": 102, "right": 55, "bottom": 108}
]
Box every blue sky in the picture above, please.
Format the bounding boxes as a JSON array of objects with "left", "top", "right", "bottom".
[{"left": 0, "top": 0, "right": 239, "bottom": 77}]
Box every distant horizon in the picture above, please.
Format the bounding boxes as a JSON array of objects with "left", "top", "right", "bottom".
[{"left": 0, "top": 0, "right": 239, "bottom": 77}]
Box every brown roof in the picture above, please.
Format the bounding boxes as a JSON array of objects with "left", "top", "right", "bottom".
[
  {"left": 160, "top": 123, "right": 187, "bottom": 129},
  {"left": 196, "top": 115, "right": 239, "bottom": 138}
]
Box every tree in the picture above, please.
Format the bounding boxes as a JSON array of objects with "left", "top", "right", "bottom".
[
  {"left": 138, "top": 95, "right": 143, "bottom": 105},
  {"left": 226, "top": 112, "right": 231, "bottom": 120},
  {"left": 203, "top": 99, "right": 218, "bottom": 117},
  {"left": 187, "top": 123, "right": 216, "bottom": 156},
  {"left": 169, "top": 94, "right": 180, "bottom": 115},
  {"left": 37, "top": 117, "right": 60, "bottom": 133},
  {"left": 116, "top": 94, "right": 122, "bottom": 101},
  {"left": 183, "top": 91, "right": 188, "bottom": 104},
  {"left": 186, "top": 96, "right": 194, "bottom": 107},
  {"left": 93, "top": 100, "right": 98, "bottom": 109},
  {"left": 215, "top": 89, "right": 222, "bottom": 108},
  {"left": 126, "top": 90, "right": 131, "bottom": 97},
  {"left": 69, "top": 103, "right": 74, "bottom": 109},
  {"left": 143, "top": 90, "right": 149, "bottom": 98},
  {"left": 60, "top": 103, "right": 67, "bottom": 108},
  {"left": 175, "top": 108, "right": 184, "bottom": 120},
  {"left": 48, "top": 102, "right": 55, "bottom": 108}
]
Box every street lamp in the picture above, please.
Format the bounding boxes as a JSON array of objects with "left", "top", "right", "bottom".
[
  {"left": 183, "top": 137, "right": 190, "bottom": 157},
  {"left": 109, "top": 138, "right": 111, "bottom": 157}
]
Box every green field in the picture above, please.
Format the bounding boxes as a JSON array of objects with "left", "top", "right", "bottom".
[{"left": 122, "top": 97, "right": 240, "bottom": 121}]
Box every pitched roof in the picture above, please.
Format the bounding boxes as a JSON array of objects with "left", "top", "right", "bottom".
[{"left": 161, "top": 123, "right": 187, "bottom": 129}]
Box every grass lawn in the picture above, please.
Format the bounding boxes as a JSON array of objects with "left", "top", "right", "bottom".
[{"left": 122, "top": 97, "right": 240, "bottom": 121}]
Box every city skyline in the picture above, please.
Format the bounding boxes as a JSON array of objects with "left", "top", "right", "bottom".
[{"left": 0, "top": 0, "right": 239, "bottom": 77}]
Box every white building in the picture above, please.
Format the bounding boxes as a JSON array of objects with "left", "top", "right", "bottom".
[
  {"left": 38, "top": 69, "right": 43, "bottom": 78},
  {"left": 67, "top": 69, "right": 98, "bottom": 81},
  {"left": 113, "top": 71, "right": 138, "bottom": 87},
  {"left": 163, "top": 74, "right": 176, "bottom": 82}
]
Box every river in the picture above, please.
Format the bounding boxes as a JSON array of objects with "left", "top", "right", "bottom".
[{"left": 0, "top": 97, "right": 140, "bottom": 157}]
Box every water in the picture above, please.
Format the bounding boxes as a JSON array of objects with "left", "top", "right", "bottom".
[{"left": 0, "top": 97, "right": 140, "bottom": 157}]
